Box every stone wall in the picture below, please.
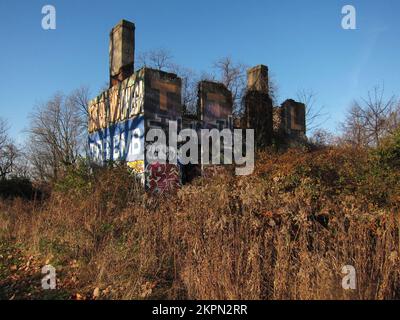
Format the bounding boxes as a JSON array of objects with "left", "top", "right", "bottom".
[
  {"left": 197, "top": 81, "right": 233, "bottom": 130},
  {"left": 280, "top": 99, "right": 306, "bottom": 139}
]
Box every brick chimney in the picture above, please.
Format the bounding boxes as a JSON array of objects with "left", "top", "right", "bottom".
[
  {"left": 247, "top": 65, "right": 269, "bottom": 93},
  {"left": 109, "top": 20, "right": 135, "bottom": 88},
  {"left": 244, "top": 64, "right": 273, "bottom": 147}
]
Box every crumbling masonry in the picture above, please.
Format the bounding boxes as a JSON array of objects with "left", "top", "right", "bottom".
[{"left": 88, "top": 20, "right": 306, "bottom": 193}]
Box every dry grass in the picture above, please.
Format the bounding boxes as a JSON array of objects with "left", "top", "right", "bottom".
[{"left": 0, "top": 147, "right": 399, "bottom": 300}]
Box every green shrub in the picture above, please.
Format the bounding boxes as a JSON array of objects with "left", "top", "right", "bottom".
[
  {"left": 375, "top": 128, "right": 400, "bottom": 169},
  {"left": 54, "top": 157, "right": 92, "bottom": 195}
]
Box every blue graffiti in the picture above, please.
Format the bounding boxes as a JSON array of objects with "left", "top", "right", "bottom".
[{"left": 88, "top": 115, "right": 144, "bottom": 164}]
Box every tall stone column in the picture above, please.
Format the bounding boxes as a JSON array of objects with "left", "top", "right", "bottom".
[
  {"left": 247, "top": 65, "right": 269, "bottom": 93},
  {"left": 244, "top": 65, "right": 273, "bottom": 148},
  {"left": 109, "top": 20, "right": 135, "bottom": 88}
]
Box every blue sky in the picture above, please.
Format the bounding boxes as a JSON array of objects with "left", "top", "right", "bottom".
[{"left": 0, "top": 0, "right": 399, "bottom": 142}]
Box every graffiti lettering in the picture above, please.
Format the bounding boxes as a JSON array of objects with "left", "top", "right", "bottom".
[
  {"left": 146, "top": 162, "right": 181, "bottom": 194},
  {"left": 88, "top": 116, "right": 144, "bottom": 165},
  {"left": 88, "top": 75, "right": 144, "bottom": 133}
]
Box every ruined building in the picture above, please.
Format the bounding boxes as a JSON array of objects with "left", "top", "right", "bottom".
[{"left": 88, "top": 20, "right": 306, "bottom": 193}]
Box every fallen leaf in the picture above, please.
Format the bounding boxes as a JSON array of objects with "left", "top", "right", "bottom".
[
  {"left": 72, "top": 293, "right": 84, "bottom": 300},
  {"left": 93, "top": 287, "right": 100, "bottom": 299}
]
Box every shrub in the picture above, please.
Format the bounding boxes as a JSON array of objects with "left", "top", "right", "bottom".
[{"left": 375, "top": 128, "right": 400, "bottom": 169}]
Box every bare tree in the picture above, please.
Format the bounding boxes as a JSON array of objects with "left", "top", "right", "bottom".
[
  {"left": 361, "top": 85, "right": 397, "bottom": 146},
  {"left": 27, "top": 92, "right": 84, "bottom": 181},
  {"left": 340, "top": 104, "right": 369, "bottom": 146},
  {"left": 309, "top": 128, "right": 335, "bottom": 147},
  {"left": 68, "top": 85, "right": 91, "bottom": 130},
  {"left": 0, "top": 143, "right": 20, "bottom": 180},
  {"left": 170, "top": 64, "right": 198, "bottom": 114},
  {"left": 387, "top": 103, "right": 400, "bottom": 135},
  {"left": 213, "top": 57, "right": 247, "bottom": 114},
  {"left": 297, "top": 89, "right": 329, "bottom": 134},
  {"left": 0, "top": 119, "right": 21, "bottom": 180},
  {"left": 198, "top": 70, "right": 216, "bottom": 82},
  {"left": 268, "top": 72, "right": 280, "bottom": 106},
  {"left": 0, "top": 118, "right": 8, "bottom": 149},
  {"left": 341, "top": 85, "right": 397, "bottom": 147},
  {"left": 137, "top": 48, "right": 174, "bottom": 71}
]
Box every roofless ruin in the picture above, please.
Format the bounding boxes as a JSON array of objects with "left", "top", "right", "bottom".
[{"left": 88, "top": 19, "right": 306, "bottom": 193}]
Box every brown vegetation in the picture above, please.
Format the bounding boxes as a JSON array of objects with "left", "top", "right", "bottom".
[{"left": 1, "top": 141, "right": 399, "bottom": 300}]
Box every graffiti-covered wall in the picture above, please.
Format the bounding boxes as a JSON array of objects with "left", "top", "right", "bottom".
[
  {"left": 88, "top": 70, "right": 145, "bottom": 175},
  {"left": 143, "top": 69, "right": 183, "bottom": 193},
  {"left": 88, "top": 116, "right": 144, "bottom": 169},
  {"left": 88, "top": 67, "right": 184, "bottom": 192}
]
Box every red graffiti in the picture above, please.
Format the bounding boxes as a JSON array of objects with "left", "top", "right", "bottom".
[{"left": 146, "top": 162, "right": 181, "bottom": 193}]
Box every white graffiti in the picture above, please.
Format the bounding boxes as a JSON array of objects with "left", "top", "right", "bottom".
[{"left": 89, "top": 117, "right": 144, "bottom": 164}]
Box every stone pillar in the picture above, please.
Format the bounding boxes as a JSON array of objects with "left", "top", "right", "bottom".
[
  {"left": 244, "top": 65, "right": 273, "bottom": 147},
  {"left": 109, "top": 20, "right": 135, "bottom": 88},
  {"left": 247, "top": 65, "right": 269, "bottom": 93},
  {"left": 281, "top": 99, "right": 306, "bottom": 138}
]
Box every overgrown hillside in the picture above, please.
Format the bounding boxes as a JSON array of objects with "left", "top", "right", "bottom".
[{"left": 1, "top": 138, "right": 400, "bottom": 299}]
